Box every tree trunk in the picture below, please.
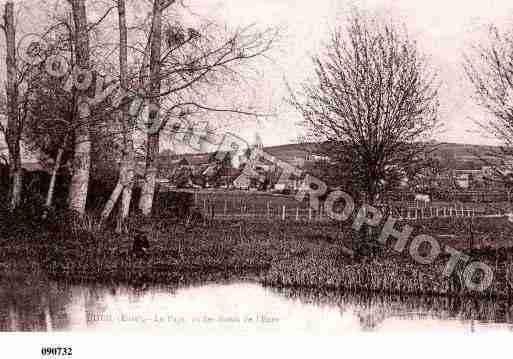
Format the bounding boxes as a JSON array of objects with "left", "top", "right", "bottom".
[
  {"left": 101, "top": 178, "right": 124, "bottom": 220},
  {"left": 117, "top": 0, "right": 135, "bottom": 222},
  {"left": 139, "top": 0, "right": 163, "bottom": 216},
  {"left": 139, "top": 135, "right": 159, "bottom": 215},
  {"left": 3, "top": 1, "right": 22, "bottom": 211},
  {"left": 101, "top": 0, "right": 135, "bottom": 222},
  {"left": 45, "top": 134, "right": 68, "bottom": 210},
  {"left": 9, "top": 166, "right": 22, "bottom": 210},
  {"left": 120, "top": 146, "right": 135, "bottom": 220},
  {"left": 68, "top": 0, "right": 91, "bottom": 215}
]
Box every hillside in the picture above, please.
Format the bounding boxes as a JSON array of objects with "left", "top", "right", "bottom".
[{"left": 161, "top": 141, "right": 505, "bottom": 169}]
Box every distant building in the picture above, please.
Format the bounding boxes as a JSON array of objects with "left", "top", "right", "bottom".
[
  {"left": 233, "top": 172, "right": 251, "bottom": 190},
  {"left": 455, "top": 173, "right": 470, "bottom": 189},
  {"left": 217, "top": 167, "right": 241, "bottom": 188}
]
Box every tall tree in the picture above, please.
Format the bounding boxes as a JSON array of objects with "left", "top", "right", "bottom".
[
  {"left": 1, "top": 1, "right": 22, "bottom": 210},
  {"left": 290, "top": 12, "right": 439, "bottom": 206},
  {"left": 465, "top": 25, "right": 513, "bottom": 194},
  {"left": 67, "top": 0, "right": 91, "bottom": 215},
  {"left": 138, "top": 0, "right": 165, "bottom": 216},
  {"left": 96, "top": 0, "right": 277, "bottom": 218},
  {"left": 101, "top": 0, "right": 134, "bottom": 222}
]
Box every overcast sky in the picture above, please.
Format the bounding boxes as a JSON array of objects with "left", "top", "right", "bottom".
[
  {"left": 5, "top": 0, "right": 513, "bottom": 152},
  {"left": 181, "top": 0, "right": 513, "bottom": 147}
]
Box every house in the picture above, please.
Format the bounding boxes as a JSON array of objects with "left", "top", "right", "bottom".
[
  {"left": 217, "top": 167, "right": 241, "bottom": 188},
  {"left": 455, "top": 173, "right": 470, "bottom": 189},
  {"left": 159, "top": 158, "right": 189, "bottom": 178},
  {"left": 233, "top": 172, "right": 251, "bottom": 190}
]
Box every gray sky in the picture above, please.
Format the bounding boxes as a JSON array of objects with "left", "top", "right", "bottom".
[
  {"left": 185, "top": 0, "right": 513, "bottom": 147},
  {"left": 5, "top": 0, "right": 513, "bottom": 153}
]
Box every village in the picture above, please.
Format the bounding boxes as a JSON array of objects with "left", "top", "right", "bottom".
[{"left": 2, "top": 0, "right": 513, "bottom": 341}]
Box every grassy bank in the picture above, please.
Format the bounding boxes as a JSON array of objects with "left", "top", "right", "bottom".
[
  {"left": 1, "top": 211, "right": 512, "bottom": 298},
  {"left": 261, "top": 254, "right": 513, "bottom": 298}
]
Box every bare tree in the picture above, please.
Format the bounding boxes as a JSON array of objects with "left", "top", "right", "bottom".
[
  {"left": 138, "top": 0, "right": 166, "bottom": 216},
  {"left": 97, "top": 0, "right": 278, "bottom": 218},
  {"left": 135, "top": 9, "right": 277, "bottom": 215},
  {"left": 101, "top": 0, "right": 133, "bottom": 222},
  {"left": 1, "top": 1, "right": 22, "bottom": 210},
  {"left": 66, "top": 0, "right": 92, "bottom": 215},
  {"left": 290, "top": 12, "right": 439, "bottom": 206},
  {"left": 465, "top": 25, "right": 513, "bottom": 194},
  {"left": 22, "top": 66, "right": 73, "bottom": 211}
]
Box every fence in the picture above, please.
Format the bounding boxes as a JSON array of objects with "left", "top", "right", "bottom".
[{"left": 192, "top": 192, "right": 506, "bottom": 222}]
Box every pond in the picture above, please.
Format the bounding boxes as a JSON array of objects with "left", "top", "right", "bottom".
[{"left": 0, "top": 280, "right": 512, "bottom": 333}]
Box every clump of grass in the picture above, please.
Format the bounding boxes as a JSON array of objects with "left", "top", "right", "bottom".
[{"left": 261, "top": 251, "right": 513, "bottom": 299}]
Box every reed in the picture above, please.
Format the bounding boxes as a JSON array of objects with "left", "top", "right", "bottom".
[{"left": 261, "top": 254, "right": 513, "bottom": 299}]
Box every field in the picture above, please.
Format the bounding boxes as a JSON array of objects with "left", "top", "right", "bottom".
[
  {"left": 1, "top": 206, "right": 513, "bottom": 299},
  {"left": 181, "top": 189, "right": 511, "bottom": 222}
]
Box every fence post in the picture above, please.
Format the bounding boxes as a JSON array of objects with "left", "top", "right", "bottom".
[
  {"left": 282, "top": 205, "right": 286, "bottom": 221},
  {"left": 203, "top": 198, "right": 206, "bottom": 214},
  {"left": 267, "top": 201, "right": 270, "bottom": 219},
  {"left": 296, "top": 207, "right": 299, "bottom": 221},
  {"left": 309, "top": 207, "right": 312, "bottom": 221},
  {"left": 224, "top": 200, "right": 227, "bottom": 216}
]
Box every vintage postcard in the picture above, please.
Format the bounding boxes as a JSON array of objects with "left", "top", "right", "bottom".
[{"left": 0, "top": 0, "right": 512, "bottom": 357}]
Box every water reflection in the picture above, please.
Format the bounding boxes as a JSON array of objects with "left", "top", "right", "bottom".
[
  {"left": 272, "top": 287, "right": 513, "bottom": 332},
  {"left": 0, "top": 278, "right": 512, "bottom": 333}
]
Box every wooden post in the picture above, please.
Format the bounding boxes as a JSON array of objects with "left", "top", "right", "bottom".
[
  {"left": 309, "top": 207, "right": 312, "bottom": 221},
  {"left": 267, "top": 201, "right": 270, "bottom": 219},
  {"left": 210, "top": 202, "right": 215, "bottom": 220},
  {"left": 469, "top": 216, "right": 473, "bottom": 252},
  {"left": 296, "top": 207, "right": 299, "bottom": 221},
  {"left": 282, "top": 205, "right": 286, "bottom": 221},
  {"left": 224, "top": 200, "right": 227, "bottom": 216}
]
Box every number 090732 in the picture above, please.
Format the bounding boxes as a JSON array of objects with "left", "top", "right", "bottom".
[{"left": 41, "top": 347, "right": 72, "bottom": 356}]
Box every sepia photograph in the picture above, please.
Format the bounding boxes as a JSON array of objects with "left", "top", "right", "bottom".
[{"left": 0, "top": 0, "right": 512, "bottom": 356}]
